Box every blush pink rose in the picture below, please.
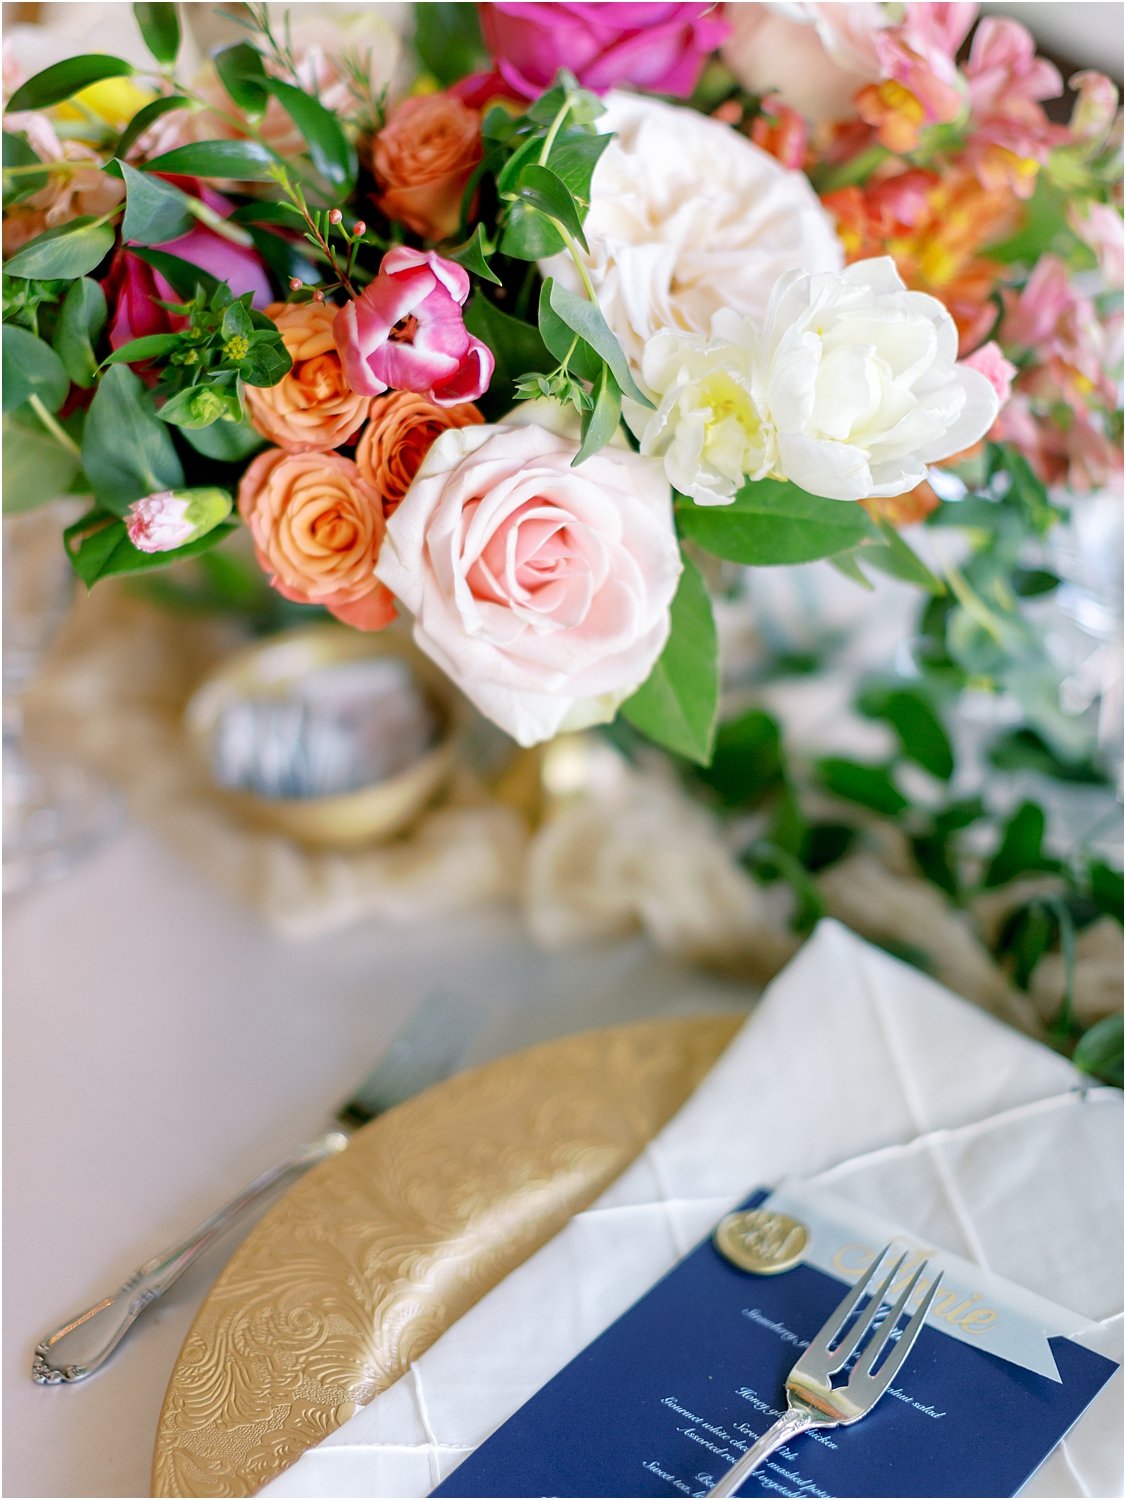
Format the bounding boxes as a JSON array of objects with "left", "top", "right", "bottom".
[
  {"left": 722, "top": 3, "right": 885, "bottom": 125},
  {"left": 375, "top": 418, "right": 681, "bottom": 746},
  {"left": 333, "top": 247, "right": 493, "bottom": 406},
  {"left": 478, "top": 2, "right": 728, "bottom": 101}
]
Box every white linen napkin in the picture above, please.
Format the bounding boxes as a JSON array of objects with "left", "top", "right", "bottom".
[{"left": 263, "top": 921, "right": 1123, "bottom": 1498}]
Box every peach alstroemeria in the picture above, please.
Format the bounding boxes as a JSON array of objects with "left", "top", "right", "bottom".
[
  {"left": 750, "top": 97, "right": 809, "bottom": 172},
  {"left": 333, "top": 248, "right": 494, "bottom": 406}
]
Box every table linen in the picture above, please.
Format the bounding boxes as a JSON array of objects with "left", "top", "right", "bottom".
[{"left": 263, "top": 920, "right": 1124, "bottom": 1499}]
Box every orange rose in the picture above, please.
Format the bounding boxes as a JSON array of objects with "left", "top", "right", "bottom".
[
  {"left": 244, "top": 301, "right": 369, "bottom": 453},
  {"left": 238, "top": 449, "right": 395, "bottom": 630},
  {"left": 372, "top": 94, "right": 482, "bottom": 241},
  {"left": 355, "top": 392, "right": 484, "bottom": 515}
]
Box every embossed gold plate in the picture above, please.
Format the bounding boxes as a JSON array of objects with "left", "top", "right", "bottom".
[{"left": 152, "top": 1014, "right": 742, "bottom": 1498}]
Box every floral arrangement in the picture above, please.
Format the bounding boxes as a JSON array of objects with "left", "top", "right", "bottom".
[{"left": 2, "top": 1, "right": 1122, "bottom": 765}]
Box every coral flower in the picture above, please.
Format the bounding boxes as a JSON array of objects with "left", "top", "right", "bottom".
[{"left": 333, "top": 248, "right": 494, "bottom": 406}]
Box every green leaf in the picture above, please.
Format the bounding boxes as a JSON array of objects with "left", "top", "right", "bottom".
[
  {"left": 213, "top": 42, "right": 269, "bottom": 117},
  {"left": 856, "top": 681, "right": 955, "bottom": 781},
  {"left": 1072, "top": 1015, "right": 1123, "bottom": 1089},
  {"left": 500, "top": 200, "right": 565, "bottom": 260},
  {"left": 6, "top": 54, "right": 133, "bottom": 113},
  {"left": 156, "top": 384, "right": 236, "bottom": 428},
  {"left": 678, "top": 478, "right": 875, "bottom": 567},
  {"left": 816, "top": 757, "right": 909, "bottom": 816},
  {"left": 862, "top": 519, "right": 946, "bottom": 595},
  {"left": 80, "top": 363, "right": 183, "bottom": 510},
  {"left": 221, "top": 298, "right": 253, "bottom": 340},
  {"left": 3, "top": 131, "right": 49, "bottom": 206},
  {"left": 145, "top": 139, "right": 278, "bottom": 181},
  {"left": 100, "top": 332, "right": 183, "bottom": 367},
  {"left": 448, "top": 224, "right": 501, "bottom": 285},
  {"left": 114, "top": 93, "right": 189, "bottom": 159},
  {"left": 65, "top": 508, "right": 237, "bottom": 586},
  {"left": 1088, "top": 861, "right": 1124, "bottom": 924},
  {"left": 463, "top": 294, "right": 552, "bottom": 416},
  {"left": 413, "top": 1, "right": 487, "bottom": 87},
  {"left": 987, "top": 726, "right": 1108, "bottom": 785},
  {"left": 134, "top": 2, "right": 180, "bottom": 65},
  {"left": 537, "top": 278, "right": 600, "bottom": 381},
  {"left": 744, "top": 840, "right": 825, "bottom": 933},
  {"left": 910, "top": 831, "right": 960, "bottom": 898},
  {"left": 4, "top": 216, "right": 115, "bottom": 280},
  {"left": 127, "top": 245, "right": 219, "bottom": 299},
  {"left": 239, "top": 339, "right": 291, "bottom": 387},
  {"left": 546, "top": 280, "right": 650, "bottom": 407},
  {"left": 2, "top": 325, "right": 70, "bottom": 414},
  {"left": 694, "top": 709, "right": 783, "bottom": 810},
  {"left": 999, "top": 899, "right": 1059, "bottom": 991},
  {"left": 574, "top": 365, "right": 621, "bottom": 466},
  {"left": 53, "top": 277, "right": 107, "bottom": 387},
  {"left": 546, "top": 130, "right": 612, "bottom": 208},
  {"left": 621, "top": 552, "right": 718, "bottom": 765},
  {"left": 2, "top": 409, "right": 81, "bottom": 510},
  {"left": 118, "top": 159, "right": 195, "bottom": 245},
  {"left": 179, "top": 417, "right": 265, "bottom": 462},
  {"left": 982, "top": 801, "right": 1058, "bottom": 888},
  {"left": 829, "top": 548, "right": 875, "bottom": 590},
  {"left": 264, "top": 79, "right": 357, "bottom": 192},
  {"left": 803, "top": 821, "right": 856, "bottom": 872},
  {"left": 511, "top": 163, "right": 588, "bottom": 247}
]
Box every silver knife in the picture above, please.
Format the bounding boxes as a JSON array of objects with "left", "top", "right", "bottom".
[{"left": 32, "top": 993, "right": 480, "bottom": 1384}]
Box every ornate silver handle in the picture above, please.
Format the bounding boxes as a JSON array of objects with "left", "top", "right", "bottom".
[
  {"left": 705, "top": 1407, "right": 817, "bottom": 1497},
  {"left": 32, "top": 1131, "right": 348, "bottom": 1384}
]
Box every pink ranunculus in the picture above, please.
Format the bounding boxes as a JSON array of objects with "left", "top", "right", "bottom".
[
  {"left": 333, "top": 247, "right": 493, "bottom": 406},
  {"left": 375, "top": 416, "right": 682, "bottom": 747},
  {"left": 478, "top": 2, "right": 728, "bottom": 101},
  {"left": 722, "top": 3, "right": 885, "bottom": 126},
  {"left": 104, "top": 178, "right": 272, "bottom": 350},
  {"left": 962, "top": 341, "right": 1017, "bottom": 408}
]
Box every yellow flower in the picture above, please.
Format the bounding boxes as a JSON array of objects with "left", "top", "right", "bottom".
[{"left": 53, "top": 77, "right": 156, "bottom": 138}]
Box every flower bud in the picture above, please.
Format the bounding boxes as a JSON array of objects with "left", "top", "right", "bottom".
[
  {"left": 328, "top": 208, "right": 343, "bottom": 225},
  {"left": 312, "top": 289, "right": 325, "bottom": 303},
  {"left": 126, "top": 487, "right": 232, "bottom": 554},
  {"left": 352, "top": 220, "right": 367, "bottom": 238},
  {"left": 289, "top": 277, "right": 303, "bottom": 291}
]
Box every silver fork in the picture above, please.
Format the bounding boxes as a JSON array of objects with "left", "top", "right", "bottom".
[
  {"left": 706, "top": 1245, "right": 943, "bottom": 1497},
  {"left": 32, "top": 992, "right": 480, "bottom": 1386}
]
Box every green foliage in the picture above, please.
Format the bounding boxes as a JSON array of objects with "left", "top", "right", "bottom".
[
  {"left": 80, "top": 364, "right": 184, "bottom": 510},
  {"left": 133, "top": 2, "right": 180, "bottom": 66},
  {"left": 3, "top": 131, "right": 49, "bottom": 206},
  {"left": 264, "top": 79, "right": 357, "bottom": 194},
  {"left": 815, "top": 757, "right": 909, "bottom": 816},
  {"left": 449, "top": 225, "right": 501, "bottom": 286},
  {"left": 574, "top": 365, "right": 621, "bottom": 467},
  {"left": 621, "top": 553, "right": 718, "bottom": 765},
  {"left": 1073, "top": 1015, "right": 1123, "bottom": 1088},
  {"left": 214, "top": 43, "right": 270, "bottom": 118},
  {"left": 2, "top": 408, "right": 81, "bottom": 509},
  {"left": 145, "top": 139, "right": 278, "bottom": 181},
  {"left": 118, "top": 159, "right": 195, "bottom": 245},
  {"left": 413, "top": 2, "right": 487, "bottom": 88},
  {"left": 463, "top": 294, "right": 552, "bottom": 416},
  {"left": 4, "top": 217, "right": 116, "bottom": 280},
  {"left": 693, "top": 708, "right": 784, "bottom": 810},
  {"left": 545, "top": 280, "right": 648, "bottom": 407},
  {"left": 678, "top": 479, "right": 876, "bottom": 566},
  {"left": 1, "top": 325, "right": 70, "bottom": 413},
  {"left": 53, "top": 278, "right": 107, "bottom": 387},
  {"left": 114, "top": 94, "right": 190, "bottom": 159},
  {"left": 65, "top": 508, "right": 237, "bottom": 586},
  {"left": 856, "top": 680, "right": 954, "bottom": 781},
  {"left": 6, "top": 54, "right": 133, "bottom": 112},
  {"left": 982, "top": 801, "right": 1059, "bottom": 888}
]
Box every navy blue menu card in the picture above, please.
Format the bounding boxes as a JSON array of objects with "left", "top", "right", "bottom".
[{"left": 432, "top": 1184, "right": 1118, "bottom": 1499}]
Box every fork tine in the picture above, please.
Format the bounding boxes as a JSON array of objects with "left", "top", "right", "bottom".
[
  {"left": 855, "top": 1257, "right": 930, "bottom": 1378},
  {"left": 824, "top": 1250, "right": 908, "bottom": 1373},
  {"left": 862, "top": 1269, "right": 944, "bottom": 1392}
]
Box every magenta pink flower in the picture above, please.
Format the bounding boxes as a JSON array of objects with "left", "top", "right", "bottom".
[
  {"left": 333, "top": 248, "right": 493, "bottom": 406},
  {"left": 477, "top": 3, "right": 729, "bottom": 101}
]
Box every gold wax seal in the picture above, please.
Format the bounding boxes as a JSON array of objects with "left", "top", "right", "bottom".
[{"left": 715, "top": 1208, "right": 809, "bottom": 1274}]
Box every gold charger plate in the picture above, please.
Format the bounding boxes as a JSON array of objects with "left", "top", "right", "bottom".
[{"left": 152, "top": 1014, "right": 742, "bottom": 1498}]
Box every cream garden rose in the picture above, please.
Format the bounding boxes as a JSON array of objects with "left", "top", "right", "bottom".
[
  {"left": 632, "top": 258, "right": 1001, "bottom": 505},
  {"left": 543, "top": 91, "right": 842, "bottom": 387},
  {"left": 375, "top": 418, "right": 681, "bottom": 747}
]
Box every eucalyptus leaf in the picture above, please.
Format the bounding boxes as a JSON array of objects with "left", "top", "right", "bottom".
[
  {"left": 145, "top": 138, "right": 278, "bottom": 181},
  {"left": 6, "top": 54, "right": 133, "bottom": 113},
  {"left": 119, "top": 159, "right": 195, "bottom": 245},
  {"left": 574, "top": 365, "right": 621, "bottom": 466},
  {"left": 80, "top": 363, "right": 184, "bottom": 510},
  {"left": 448, "top": 225, "right": 501, "bottom": 285},
  {"left": 511, "top": 163, "right": 588, "bottom": 247},
  {"left": 2, "top": 325, "right": 70, "bottom": 413},
  {"left": 857, "top": 681, "right": 955, "bottom": 781},
  {"left": 133, "top": 2, "right": 180, "bottom": 65},
  {"left": 546, "top": 130, "right": 611, "bottom": 207},
  {"left": 4, "top": 216, "right": 115, "bottom": 280},
  {"left": 53, "top": 277, "right": 107, "bottom": 387},
  {"left": 500, "top": 200, "right": 565, "bottom": 260},
  {"left": 678, "top": 478, "right": 875, "bottom": 566},
  {"left": 2, "top": 409, "right": 81, "bottom": 510},
  {"left": 538, "top": 278, "right": 600, "bottom": 381},
  {"left": 621, "top": 552, "right": 718, "bottom": 765}
]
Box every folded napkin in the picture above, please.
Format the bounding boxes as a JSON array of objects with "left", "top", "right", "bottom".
[{"left": 263, "top": 922, "right": 1123, "bottom": 1498}]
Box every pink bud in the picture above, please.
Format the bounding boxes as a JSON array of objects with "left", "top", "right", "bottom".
[
  {"left": 313, "top": 289, "right": 326, "bottom": 303},
  {"left": 126, "top": 487, "right": 231, "bottom": 553},
  {"left": 328, "top": 208, "right": 343, "bottom": 225},
  {"left": 352, "top": 220, "right": 367, "bottom": 238},
  {"left": 289, "top": 277, "right": 303, "bottom": 291}
]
